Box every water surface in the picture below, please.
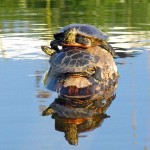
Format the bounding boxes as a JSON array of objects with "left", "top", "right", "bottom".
[{"left": 0, "top": 0, "right": 150, "bottom": 150}]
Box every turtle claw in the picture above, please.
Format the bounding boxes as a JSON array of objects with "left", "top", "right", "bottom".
[
  {"left": 41, "top": 45, "right": 56, "bottom": 56},
  {"left": 42, "top": 106, "right": 55, "bottom": 116}
]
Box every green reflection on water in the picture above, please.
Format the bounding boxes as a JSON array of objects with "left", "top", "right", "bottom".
[{"left": 0, "top": 0, "right": 150, "bottom": 33}]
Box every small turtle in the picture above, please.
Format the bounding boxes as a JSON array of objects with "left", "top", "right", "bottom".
[{"left": 50, "top": 24, "right": 115, "bottom": 57}]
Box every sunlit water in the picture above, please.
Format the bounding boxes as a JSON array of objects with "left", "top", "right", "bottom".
[{"left": 0, "top": 1, "right": 150, "bottom": 150}]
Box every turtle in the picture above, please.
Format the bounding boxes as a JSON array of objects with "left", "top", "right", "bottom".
[
  {"left": 42, "top": 46, "right": 118, "bottom": 97},
  {"left": 49, "top": 24, "right": 115, "bottom": 57}
]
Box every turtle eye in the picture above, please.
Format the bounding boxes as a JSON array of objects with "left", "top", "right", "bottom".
[
  {"left": 84, "top": 38, "right": 91, "bottom": 46},
  {"left": 75, "top": 35, "right": 91, "bottom": 46}
]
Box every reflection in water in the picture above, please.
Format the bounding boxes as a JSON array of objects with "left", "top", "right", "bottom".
[
  {"left": 52, "top": 113, "right": 109, "bottom": 145},
  {"left": 36, "top": 90, "right": 50, "bottom": 99},
  {"left": 41, "top": 24, "right": 119, "bottom": 145},
  {"left": 42, "top": 94, "right": 116, "bottom": 145},
  {"left": 35, "top": 70, "right": 51, "bottom": 99}
]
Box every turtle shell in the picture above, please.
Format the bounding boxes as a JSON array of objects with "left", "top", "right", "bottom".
[
  {"left": 54, "top": 24, "right": 108, "bottom": 41},
  {"left": 50, "top": 47, "right": 99, "bottom": 73}
]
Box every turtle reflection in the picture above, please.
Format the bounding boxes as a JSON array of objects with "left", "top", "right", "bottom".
[
  {"left": 52, "top": 113, "right": 110, "bottom": 145},
  {"left": 41, "top": 24, "right": 119, "bottom": 145},
  {"left": 42, "top": 92, "right": 116, "bottom": 145}
]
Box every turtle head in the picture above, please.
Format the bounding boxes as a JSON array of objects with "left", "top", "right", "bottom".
[
  {"left": 54, "top": 28, "right": 93, "bottom": 48},
  {"left": 41, "top": 45, "right": 56, "bottom": 56},
  {"left": 50, "top": 40, "right": 63, "bottom": 51}
]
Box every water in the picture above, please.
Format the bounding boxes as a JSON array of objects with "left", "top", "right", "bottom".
[{"left": 0, "top": 0, "right": 150, "bottom": 149}]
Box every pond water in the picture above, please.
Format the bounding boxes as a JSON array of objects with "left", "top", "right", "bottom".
[{"left": 0, "top": 0, "right": 150, "bottom": 150}]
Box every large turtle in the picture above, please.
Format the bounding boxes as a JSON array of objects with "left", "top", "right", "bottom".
[
  {"left": 43, "top": 46, "right": 118, "bottom": 96},
  {"left": 49, "top": 24, "right": 115, "bottom": 57}
]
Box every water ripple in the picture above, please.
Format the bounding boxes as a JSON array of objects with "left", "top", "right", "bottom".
[
  {"left": 0, "top": 30, "right": 150, "bottom": 60},
  {"left": 0, "top": 35, "right": 50, "bottom": 60}
]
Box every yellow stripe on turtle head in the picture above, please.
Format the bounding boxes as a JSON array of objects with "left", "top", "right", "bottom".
[{"left": 64, "top": 28, "right": 78, "bottom": 44}]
